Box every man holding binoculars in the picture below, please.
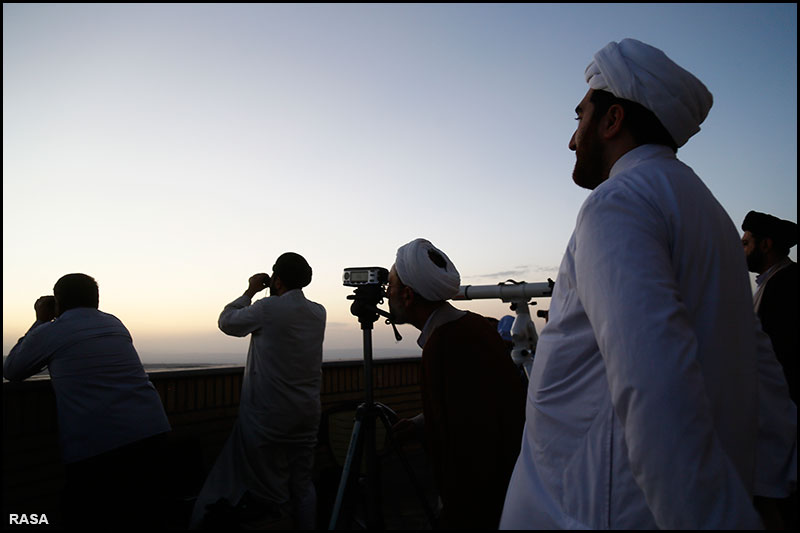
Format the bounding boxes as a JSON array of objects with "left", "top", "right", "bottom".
[{"left": 191, "top": 252, "right": 326, "bottom": 530}]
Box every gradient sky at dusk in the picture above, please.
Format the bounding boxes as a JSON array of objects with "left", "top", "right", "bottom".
[{"left": 4, "top": 3, "right": 796, "bottom": 363}]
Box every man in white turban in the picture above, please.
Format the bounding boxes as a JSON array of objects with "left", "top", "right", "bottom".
[
  {"left": 387, "top": 238, "right": 525, "bottom": 529},
  {"left": 500, "top": 39, "right": 796, "bottom": 529}
]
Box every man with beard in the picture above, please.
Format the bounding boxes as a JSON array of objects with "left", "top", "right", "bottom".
[
  {"left": 741, "top": 211, "right": 797, "bottom": 402},
  {"left": 191, "top": 253, "right": 326, "bottom": 530},
  {"left": 499, "top": 39, "right": 796, "bottom": 529},
  {"left": 388, "top": 238, "right": 525, "bottom": 530}
]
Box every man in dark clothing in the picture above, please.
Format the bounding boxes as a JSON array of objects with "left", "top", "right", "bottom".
[
  {"left": 4, "top": 273, "right": 171, "bottom": 529},
  {"left": 741, "top": 211, "right": 798, "bottom": 402},
  {"left": 388, "top": 238, "right": 525, "bottom": 530}
]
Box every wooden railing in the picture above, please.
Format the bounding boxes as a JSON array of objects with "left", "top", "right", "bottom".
[{"left": 2, "top": 357, "right": 423, "bottom": 526}]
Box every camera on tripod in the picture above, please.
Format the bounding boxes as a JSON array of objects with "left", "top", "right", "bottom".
[
  {"left": 342, "top": 267, "right": 389, "bottom": 287},
  {"left": 330, "top": 266, "right": 429, "bottom": 529},
  {"left": 342, "top": 267, "right": 395, "bottom": 333}
]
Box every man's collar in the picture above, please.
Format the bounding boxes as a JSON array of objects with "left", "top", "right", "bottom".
[
  {"left": 609, "top": 144, "right": 676, "bottom": 180},
  {"left": 756, "top": 256, "right": 793, "bottom": 286},
  {"left": 416, "top": 302, "right": 466, "bottom": 348}
]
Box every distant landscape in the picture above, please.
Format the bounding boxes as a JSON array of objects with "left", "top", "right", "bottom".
[
  {"left": 134, "top": 346, "right": 421, "bottom": 366},
  {"left": 3, "top": 347, "right": 422, "bottom": 380}
]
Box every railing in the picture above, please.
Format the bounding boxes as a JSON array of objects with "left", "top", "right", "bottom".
[{"left": 2, "top": 357, "right": 423, "bottom": 527}]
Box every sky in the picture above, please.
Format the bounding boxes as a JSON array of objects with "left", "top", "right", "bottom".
[{"left": 3, "top": 3, "right": 797, "bottom": 364}]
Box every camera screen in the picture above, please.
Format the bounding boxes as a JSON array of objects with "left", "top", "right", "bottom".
[{"left": 350, "top": 271, "right": 369, "bottom": 282}]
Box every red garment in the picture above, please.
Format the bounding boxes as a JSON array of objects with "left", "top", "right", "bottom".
[{"left": 421, "top": 312, "right": 526, "bottom": 529}]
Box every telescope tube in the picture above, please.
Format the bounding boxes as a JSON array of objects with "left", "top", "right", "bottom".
[{"left": 454, "top": 282, "right": 553, "bottom": 302}]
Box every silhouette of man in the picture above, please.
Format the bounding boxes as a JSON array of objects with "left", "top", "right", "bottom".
[
  {"left": 191, "top": 253, "right": 326, "bottom": 530},
  {"left": 500, "top": 39, "right": 796, "bottom": 529},
  {"left": 388, "top": 238, "right": 525, "bottom": 529},
  {"left": 741, "top": 211, "right": 797, "bottom": 402},
  {"left": 4, "top": 273, "right": 171, "bottom": 529}
]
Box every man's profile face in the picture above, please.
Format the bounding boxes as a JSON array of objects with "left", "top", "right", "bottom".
[
  {"left": 386, "top": 266, "right": 409, "bottom": 325},
  {"left": 570, "top": 89, "right": 606, "bottom": 190},
  {"left": 742, "top": 231, "right": 765, "bottom": 273}
]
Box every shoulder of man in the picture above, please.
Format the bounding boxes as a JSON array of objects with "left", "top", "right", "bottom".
[
  {"left": 251, "top": 291, "right": 326, "bottom": 318},
  {"left": 290, "top": 289, "right": 327, "bottom": 315},
  {"left": 579, "top": 152, "right": 711, "bottom": 236},
  {"left": 777, "top": 259, "right": 798, "bottom": 277},
  {"left": 424, "top": 313, "right": 522, "bottom": 390},
  {"left": 762, "top": 261, "right": 798, "bottom": 303},
  {"left": 427, "top": 312, "right": 504, "bottom": 352},
  {"left": 51, "top": 307, "right": 116, "bottom": 326},
  {"left": 766, "top": 260, "right": 797, "bottom": 286}
]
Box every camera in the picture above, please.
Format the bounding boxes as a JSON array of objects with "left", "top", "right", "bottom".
[
  {"left": 342, "top": 267, "right": 389, "bottom": 287},
  {"left": 342, "top": 267, "right": 402, "bottom": 341}
]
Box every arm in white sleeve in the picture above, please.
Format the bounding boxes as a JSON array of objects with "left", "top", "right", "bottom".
[
  {"left": 573, "top": 191, "right": 761, "bottom": 529},
  {"left": 3, "top": 321, "right": 54, "bottom": 382},
  {"left": 218, "top": 294, "right": 268, "bottom": 337}
]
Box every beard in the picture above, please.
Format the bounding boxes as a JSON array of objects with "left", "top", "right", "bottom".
[
  {"left": 572, "top": 122, "right": 607, "bottom": 190},
  {"left": 745, "top": 247, "right": 765, "bottom": 273},
  {"left": 387, "top": 298, "right": 408, "bottom": 325},
  {"left": 269, "top": 278, "right": 278, "bottom": 296}
]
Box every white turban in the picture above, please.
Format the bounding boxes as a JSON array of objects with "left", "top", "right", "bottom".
[
  {"left": 394, "top": 238, "right": 461, "bottom": 301},
  {"left": 584, "top": 38, "right": 713, "bottom": 148}
]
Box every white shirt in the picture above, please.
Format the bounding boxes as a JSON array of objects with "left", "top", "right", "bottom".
[
  {"left": 3, "top": 308, "right": 171, "bottom": 463},
  {"left": 500, "top": 145, "right": 796, "bottom": 529},
  {"left": 218, "top": 289, "right": 326, "bottom": 443}
]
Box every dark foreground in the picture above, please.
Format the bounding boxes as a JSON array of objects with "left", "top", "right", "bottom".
[{"left": 3, "top": 359, "right": 438, "bottom": 530}]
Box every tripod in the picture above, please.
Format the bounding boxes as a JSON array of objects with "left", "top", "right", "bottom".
[{"left": 328, "top": 285, "right": 435, "bottom": 530}]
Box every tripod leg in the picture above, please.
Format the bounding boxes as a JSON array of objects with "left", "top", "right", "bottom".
[
  {"left": 375, "top": 405, "right": 437, "bottom": 527},
  {"left": 362, "top": 408, "right": 384, "bottom": 530},
  {"left": 328, "top": 417, "right": 364, "bottom": 530}
]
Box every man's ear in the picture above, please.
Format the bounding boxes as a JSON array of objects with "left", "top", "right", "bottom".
[
  {"left": 600, "top": 103, "right": 625, "bottom": 140},
  {"left": 759, "top": 236, "right": 774, "bottom": 254}
]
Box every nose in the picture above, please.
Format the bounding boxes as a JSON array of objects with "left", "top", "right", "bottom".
[{"left": 569, "top": 131, "right": 577, "bottom": 152}]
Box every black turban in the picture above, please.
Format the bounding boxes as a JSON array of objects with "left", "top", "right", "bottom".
[{"left": 742, "top": 211, "right": 797, "bottom": 251}]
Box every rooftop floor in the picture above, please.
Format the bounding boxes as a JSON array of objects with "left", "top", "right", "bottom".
[
  {"left": 317, "top": 441, "right": 438, "bottom": 530},
  {"left": 171, "top": 439, "right": 438, "bottom": 530}
]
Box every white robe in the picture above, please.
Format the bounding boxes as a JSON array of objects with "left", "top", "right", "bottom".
[
  {"left": 190, "top": 289, "right": 326, "bottom": 527},
  {"left": 500, "top": 145, "right": 796, "bottom": 529}
]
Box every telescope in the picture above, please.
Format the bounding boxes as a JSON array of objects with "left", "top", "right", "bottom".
[
  {"left": 454, "top": 279, "right": 554, "bottom": 374},
  {"left": 457, "top": 281, "right": 553, "bottom": 301}
]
